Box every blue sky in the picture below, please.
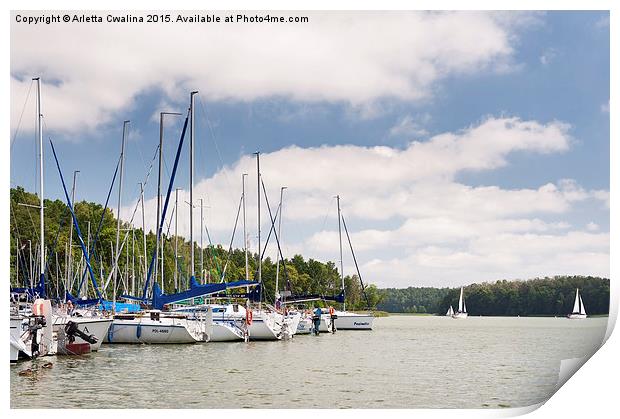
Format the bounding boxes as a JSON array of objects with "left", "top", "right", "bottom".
[{"left": 10, "top": 11, "right": 609, "bottom": 287}]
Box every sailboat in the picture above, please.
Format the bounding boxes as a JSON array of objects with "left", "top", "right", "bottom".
[
  {"left": 568, "top": 288, "right": 587, "bottom": 319},
  {"left": 452, "top": 287, "right": 468, "bottom": 319},
  {"left": 446, "top": 305, "right": 454, "bottom": 316},
  {"left": 333, "top": 196, "right": 374, "bottom": 330}
]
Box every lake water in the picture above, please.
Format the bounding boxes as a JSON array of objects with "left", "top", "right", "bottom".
[{"left": 10, "top": 315, "right": 608, "bottom": 409}]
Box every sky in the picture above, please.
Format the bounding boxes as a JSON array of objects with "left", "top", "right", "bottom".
[{"left": 10, "top": 11, "right": 610, "bottom": 288}]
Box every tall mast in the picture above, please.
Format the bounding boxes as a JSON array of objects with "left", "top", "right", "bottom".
[
  {"left": 337, "top": 195, "right": 345, "bottom": 311},
  {"left": 34, "top": 77, "right": 45, "bottom": 295},
  {"left": 68, "top": 170, "right": 79, "bottom": 295},
  {"left": 139, "top": 182, "right": 147, "bottom": 293},
  {"left": 189, "top": 91, "right": 198, "bottom": 280},
  {"left": 131, "top": 227, "right": 135, "bottom": 296},
  {"left": 160, "top": 193, "right": 164, "bottom": 292},
  {"left": 174, "top": 188, "right": 179, "bottom": 291},
  {"left": 84, "top": 220, "right": 90, "bottom": 298},
  {"left": 113, "top": 120, "right": 129, "bottom": 313},
  {"left": 200, "top": 198, "right": 204, "bottom": 283},
  {"left": 275, "top": 186, "right": 287, "bottom": 304},
  {"left": 242, "top": 173, "right": 249, "bottom": 280},
  {"left": 255, "top": 152, "right": 261, "bottom": 289}
]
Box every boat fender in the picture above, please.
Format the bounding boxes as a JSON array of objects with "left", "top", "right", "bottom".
[
  {"left": 136, "top": 324, "right": 142, "bottom": 339},
  {"left": 32, "top": 299, "right": 45, "bottom": 316},
  {"left": 246, "top": 309, "right": 253, "bottom": 326}
]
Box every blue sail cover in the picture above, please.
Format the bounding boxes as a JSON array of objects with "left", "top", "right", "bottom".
[
  {"left": 65, "top": 292, "right": 141, "bottom": 313},
  {"left": 151, "top": 278, "right": 227, "bottom": 310},
  {"left": 150, "top": 279, "right": 261, "bottom": 309}
]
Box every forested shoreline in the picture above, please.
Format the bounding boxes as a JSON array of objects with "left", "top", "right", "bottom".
[
  {"left": 11, "top": 187, "right": 609, "bottom": 315},
  {"left": 378, "top": 276, "right": 609, "bottom": 316}
]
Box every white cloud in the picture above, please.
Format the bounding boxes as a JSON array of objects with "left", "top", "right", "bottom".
[
  {"left": 389, "top": 114, "right": 431, "bottom": 138},
  {"left": 116, "top": 115, "right": 608, "bottom": 287},
  {"left": 11, "top": 11, "right": 533, "bottom": 135}
]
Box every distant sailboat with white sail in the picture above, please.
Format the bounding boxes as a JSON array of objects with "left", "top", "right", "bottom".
[
  {"left": 567, "top": 288, "right": 587, "bottom": 319},
  {"left": 446, "top": 305, "right": 454, "bottom": 316},
  {"left": 452, "top": 287, "right": 468, "bottom": 319}
]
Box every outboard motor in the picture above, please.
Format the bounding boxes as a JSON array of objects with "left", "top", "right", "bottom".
[
  {"left": 64, "top": 321, "right": 98, "bottom": 345},
  {"left": 28, "top": 315, "right": 47, "bottom": 357}
]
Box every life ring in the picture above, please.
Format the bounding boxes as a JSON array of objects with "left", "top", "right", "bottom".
[
  {"left": 329, "top": 306, "right": 335, "bottom": 316},
  {"left": 246, "top": 309, "right": 253, "bottom": 326}
]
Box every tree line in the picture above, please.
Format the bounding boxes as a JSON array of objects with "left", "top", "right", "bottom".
[{"left": 378, "top": 276, "right": 609, "bottom": 316}]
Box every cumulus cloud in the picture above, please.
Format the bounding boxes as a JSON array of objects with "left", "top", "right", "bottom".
[
  {"left": 117, "top": 115, "right": 609, "bottom": 287},
  {"left": 11, "top": 11, "right": 532, "bottom": 134}
]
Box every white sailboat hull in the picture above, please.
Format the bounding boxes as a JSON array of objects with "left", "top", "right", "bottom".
[
  {"left": 211, "top": 322, "right": 245, "bottom": 342},
  {"left": 334, "top": 311, "right": 374, "bottom": 330},
  {"left": 248, "top": 310, "right": 283, "bottom": 340},
  {"left": 568, "top": 313, "right": 587, "bottom": 319},
  {"left": 284, "top": 312, "right": 302, "bottom": 337},
  {"left": 451, "top": 312, "right": 468, "bottom": 319},
  {"left": 53, "top": 316, "right": 112, "bottom": 351},
  {"left": 296, "top": 316, "right": 313, "bottom": 334},
  {"left": 104, "top": 317, "right": 205, "bottom": 344},
  {"left": 10, "top": 317, "right": 28, "bottom": 362}
]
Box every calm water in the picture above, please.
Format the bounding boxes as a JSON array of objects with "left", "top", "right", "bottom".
[{"left": 10, "top": 315, "right": 608, "bottom": 409}]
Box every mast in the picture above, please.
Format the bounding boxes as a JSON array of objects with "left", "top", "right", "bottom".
[
  {"left": 113, "top": 120, "right": 129, "bottom": 313},
  {"left": 242, "top": 174, "right": 249, "bottom": 281},
  {"left": 131, "top": 227, "right": 135, "bottom": 296},
  {"left": 34, "top": 77, "right": 45, "bottom": 296},
  {"left": 139, "top": 182, "right": 148, "bottom": 294},
  {"left": 174, "top": 188, "right": 179, "bottom": 292},
  {"left": 84, "top": 220, "right": 90, "bottom": 298},
  {"left": 155, "top": 112, "right": 182, "bottom": 294},
  {"left": 255, "top": 152, "right": 262, "bottom": 306},
  {"left": 189, "top": 91, "right": 198, "bottom": 280},
  {"left": 275, "top": 186, "right": 287, "bottom": 304},
  {"left": 337, "top": 195, "right": 345, "bottom": 311},
  {"left": 200, "top": 198, "right": 204, "bottom": 283}
]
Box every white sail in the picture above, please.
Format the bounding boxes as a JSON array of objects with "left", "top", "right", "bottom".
[
  {"left": 458, "top": 287, "right": 466, "bottom": 313},
  {"left": 446, "top": 305, "right": 454, "bottom": 316},
  {"left": 579, "top": 295, "right": 586, "bottom": 315},
  {"left": 572, "top": 289, "right": 580, "bottom": 314}
]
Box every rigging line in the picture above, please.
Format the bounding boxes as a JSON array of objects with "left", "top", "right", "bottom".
[
  {"left": 260, "top": 178, "right": 290, "bottom": 283},
  {"left": 10, "top": 79, "right": 34, "bottom": 153},
  {"left": 220, "top": 194, "right": 243, "bottom": 282},
  {"left": 196, "top": 95, "right": 236, "bottom": 204},
  {"left": 103, "top": 143, "right": 160, "bottom": 293},
  {"left": 341, "top": 213, "right": 371, "bottom": 309}
]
